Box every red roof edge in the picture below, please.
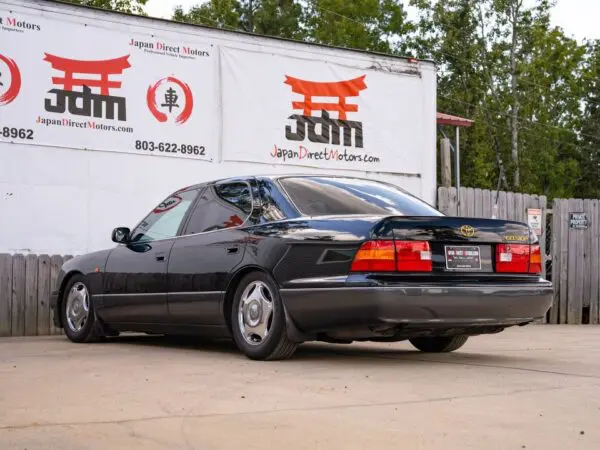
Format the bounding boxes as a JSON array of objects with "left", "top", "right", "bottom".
[{"left": 437, "top": 112, "right": 474, "bottom": 128}]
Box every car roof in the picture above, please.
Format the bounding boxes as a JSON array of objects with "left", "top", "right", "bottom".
[{"left": 181, "top": 174, "right": 381, "bottom": 191}]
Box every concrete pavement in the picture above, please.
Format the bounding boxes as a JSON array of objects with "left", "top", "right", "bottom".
[{"left": 1, "top": 326, "right": 599, "bottom": 449}]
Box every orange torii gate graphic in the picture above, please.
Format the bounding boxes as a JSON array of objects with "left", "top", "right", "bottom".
[
  {"left": 284, "top": 75, "right": 367, "bottom": 148},
  {"left": 43, "top": 54, "right": 131, "bottom": 121},
  {"left": 284, "top": 75, "right": 367, "bottom": 120}
]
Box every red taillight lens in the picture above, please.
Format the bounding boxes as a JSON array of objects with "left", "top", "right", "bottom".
[
  {"left": 395, "top": 241, "right": 432, "bottom": 272},
  {"left": 496, "top": 244, "right": 529, "bottom": 273},
  {"left": 495, "top": 244, "right": 541, "bottom": 274},
  {"left": 351, "top": 240, "right": 432, "bottom": 272},
  {"left": 350, "top": 240, "right": 396, "bottom": 272}
]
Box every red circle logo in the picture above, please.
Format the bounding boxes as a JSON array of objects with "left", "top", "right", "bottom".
[
  {"left": 146, "top": 76, "right": 193, "bottom": 124},
  {"left": 0, "top": 54, "right": 21, "bottom": 106}
]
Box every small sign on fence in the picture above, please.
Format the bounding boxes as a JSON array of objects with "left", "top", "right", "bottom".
[
  {"left": 527, "top": 208, "right": 543, "bottom": 236},
  {"left": 569, "top": 212, "right": 589, "bottom": 230}
]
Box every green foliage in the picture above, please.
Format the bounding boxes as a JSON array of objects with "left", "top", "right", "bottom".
[
  {"left": 413, "top": 0, "right": 595, "bottom": 198},
  {"left": 247, "top": 0, "right": 304, "bottom": 39},
  {"left": 62, "top": 0, "right": 148, "bottom": 15},
  {"left": 305, "top": 0, "right": 413, "bottom": 53},
  {"left": 577, "top": 41, "right": 600, "bottom": 198},
  {"left": 173, "top": 0, "right": 304, "bottom": 39},
  {"left": 173, "top": 0, "right": 241, "bottom": 29}
]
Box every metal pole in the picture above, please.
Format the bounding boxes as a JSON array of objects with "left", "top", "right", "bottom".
[{"left": 455, "top": 126, "right": 460, "bottom": 212}]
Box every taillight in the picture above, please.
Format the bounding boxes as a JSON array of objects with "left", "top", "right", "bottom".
[
  {"left": 350, "top": 240, "right": 396, "bottom": 272},
  {"left": 495, "top": 244, "right": 541, "bottom": 274},
  {"left": 395, "top": 241, "right": 432, "bottom": 272},
  {"left": 351, "top": 240, "right": 432, "bottom": 273},
  {"left": 529, "top": 245, "right": 542, "bottom": 274}
]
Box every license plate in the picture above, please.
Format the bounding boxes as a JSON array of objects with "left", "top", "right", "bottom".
[{"left": 445, "top": 245, "right": 482, "bottom": 270}]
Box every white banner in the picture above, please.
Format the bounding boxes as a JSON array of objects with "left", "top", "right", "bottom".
[
  {"left": 0, "top": 9, "right": 217, "bottom": 160},
  {"left": 220, "top": 47, "right": 428, "bottom": 174}
]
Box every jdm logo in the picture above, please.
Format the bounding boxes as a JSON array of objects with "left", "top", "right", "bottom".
[
  {"left": 284, "top": 75, "right": 367, "bottom": 148},
  {"left": 0, "top": 54, "right": 21, "bottom": 106},
  {"left": 43, "top": 54, "right": 131, "bottom": 121},
  {"left": 146, "top": 77, "right": 193, "bottom": 124},
  {"left": 153, "top": 195, "right": 182, "bottom": 213}
]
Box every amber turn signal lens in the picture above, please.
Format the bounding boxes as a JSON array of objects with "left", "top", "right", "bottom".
[
  {"left": 350, "top": 240, "right": 396, "bottom": 272},
  {"left": 351, "top": 240, "right": 433, "bottom": 273}
]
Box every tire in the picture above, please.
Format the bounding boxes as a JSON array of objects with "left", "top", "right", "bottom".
[
  {"left": 231, "top": 272, "right": 298, "bottom": 361},
  {"left": 409, "top": 335, "right": 468, "bottom": 353},
  {"left": 61, "top": 275, "right": 102, "bottom": 343}
]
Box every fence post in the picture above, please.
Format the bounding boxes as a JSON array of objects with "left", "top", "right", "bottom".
[
  {"left": 440, "top": 138, "right": 452, "bottom": 188},
  {"left": 11, "top": 254, "right": 26, "bottom": 336},
  {"left": 25, "top": 254, "right": 39, "bottom": 336},
  {"left": 50, "top": 255, "right": 64, "bottom": 335},
  {"left": 37, "top": 255, "right": 52, "bottom": 336},
  {"left": 591, "top": 200, "right": 600, "bottom": 324},
  {"left": 0, "top": 254, "right": 13, "bottom": 337}
]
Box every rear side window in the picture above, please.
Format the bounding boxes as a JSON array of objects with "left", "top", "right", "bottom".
[
  {"left": 279, "top": 177, "right": 442, "bottom": 217},
  {"left": 255, "top": 179, "right": 297, "bottom": 223},
  {"left": 184, "top": 182, "right": 253, "bottom": 234}
]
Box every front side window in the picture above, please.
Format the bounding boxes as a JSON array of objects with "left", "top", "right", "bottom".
[
  {"left": 130, "top": 189, "right": 199, "bottom": 242},
  {"left": 279, "top": 177, "right": 443, "bottom": 217},
  {"left": 184, "top": 182, "right": 253, "bottom": 234}
]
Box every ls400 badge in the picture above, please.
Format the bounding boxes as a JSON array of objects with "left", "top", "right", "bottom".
[{"left": 503, "top": 234, "right": 528, "bottom": 242}]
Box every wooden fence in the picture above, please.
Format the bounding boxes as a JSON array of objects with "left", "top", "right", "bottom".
[
  {"left": 0, "top": 254, "right": 71, "bottom": 337},
  {"left": 550, "top": 199, "right": 600, "bottom": 325},
  {"left": 437, "top": 186, "right": 548, "bottom": 226}
]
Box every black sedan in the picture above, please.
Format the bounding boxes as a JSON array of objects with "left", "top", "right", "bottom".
[{"left": 50, "top": 175, "right": 553, "bottom": 360}]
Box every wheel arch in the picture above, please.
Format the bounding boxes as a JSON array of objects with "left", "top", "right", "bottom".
[
  {"left": 222, "top": 265, "right": 270, "bottom": 334},
  {"left": 221, "top": 265, "right": 308, "bottom": 342},
  {"left": 55, "top": 270, "right": 84, "bottom": 327}
]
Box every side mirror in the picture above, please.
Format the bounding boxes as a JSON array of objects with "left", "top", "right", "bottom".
[{"left": 111, "top": 227, "right": 131, "bottom": 244}]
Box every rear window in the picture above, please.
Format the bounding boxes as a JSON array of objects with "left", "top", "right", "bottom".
[{"left": 279, "top": 177, "right": 443, "bottom": 217}]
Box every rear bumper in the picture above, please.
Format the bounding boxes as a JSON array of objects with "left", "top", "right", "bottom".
[{"left": 280, "top": 279, "right": 553, "bottom": 333}]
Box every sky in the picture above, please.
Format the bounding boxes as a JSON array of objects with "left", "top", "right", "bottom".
[{"left": 145, "top": 0, "right": 600, "bottom": 43}]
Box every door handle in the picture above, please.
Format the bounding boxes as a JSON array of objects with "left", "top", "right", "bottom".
[
  {"left": 226, "top": 246, "right": 239, "bottom": 254},
  {"left": 155, "top": 253, "right": 166, "bottom": 262}
]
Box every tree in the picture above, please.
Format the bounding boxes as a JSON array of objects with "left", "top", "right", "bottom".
[
  {"left": 411, "top": 0, "right": 500, "bottom": 189},
  {"left": 178, "top": 0, "right": 414, "bottom": 52},
  {"left": 305, "top": 0, "right": 413, "bottom": 54},
  {"left": 250, "top": 0, "right": 304, "bottom": 40},
  {"left": 576, "top": 40, "right": 600, "bottom": 198},
  {"left": 173, "top": 0, "right": 241, "bottom": 30},
  {"left": 514, "top": 10, "right": 585, "bottom": 197},
  {"left": 412, "top": 0, "right": 589, "bottom": 199},
  {"left": 173, "top": 0, "right": 304, "bottom": 39},
  {"left": 495, "top": 0, "right": 525, "bottom": 188},
  {"left": 63, "top": 0, "right": 148, "bottom": 15}
]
